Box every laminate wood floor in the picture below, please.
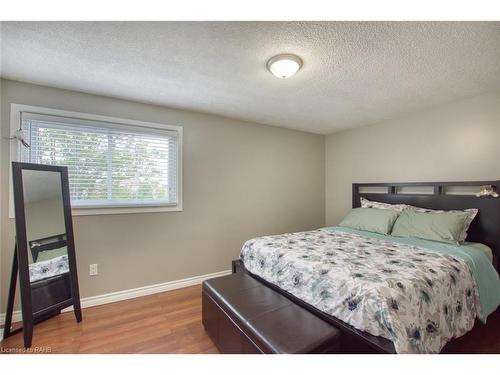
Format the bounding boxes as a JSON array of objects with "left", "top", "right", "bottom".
[
  {"left": 1, "top": 285, "right": 219, "bottom": 354},
  {"left": 1, "top": 284, "right": 499, "bottom": 354}
]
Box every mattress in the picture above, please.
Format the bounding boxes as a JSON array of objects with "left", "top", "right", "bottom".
[
  {"left": 29, "top": 254, "right": 69, "bottom": 282},
  {"left": 464, "top": 242, "right": 493, "bottom": 263},
  {"left": 240, "top": 226, "right": 500, "bottom": 353}
]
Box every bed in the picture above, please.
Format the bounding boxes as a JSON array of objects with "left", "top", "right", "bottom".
[
  {"left": 29, "top": 233, "right": 69, "bottom": 282},
  {"left": 239, "top": 181, "right": 500, "bottom": 354},
  {"left": 27, "top": 234, "right": 72, "bottom": 314},
  {"left": 29, "top": 254, "right": 69, "bottom": 282}
]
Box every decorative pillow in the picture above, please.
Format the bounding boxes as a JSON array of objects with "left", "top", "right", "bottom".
[
  {"left": 36, "top": 246, "right": 68, "bottom": 262},
  {"left": 360, "top": 197, "right": 407, "bottom": 212},
  {"left": 339, "top": 208, "right": 401, "bottom": 235},
  {"left": 407, "top": 205, "right": 478, "bottom": 242},
  {"left": 391, "top": 209, "right": 470, "bottom": 244}
]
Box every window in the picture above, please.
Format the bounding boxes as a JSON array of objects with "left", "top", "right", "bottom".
[{"left": 11, "top": 105, "right": 182, "bottom": 215}]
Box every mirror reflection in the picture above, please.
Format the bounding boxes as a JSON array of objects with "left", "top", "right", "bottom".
[{"left": 22, "top": 170, "right": 69, "bottom": 282}]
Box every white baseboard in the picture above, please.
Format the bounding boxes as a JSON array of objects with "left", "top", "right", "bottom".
[{"left": 0, "top": 268, "right": 232, "bottom": 338}]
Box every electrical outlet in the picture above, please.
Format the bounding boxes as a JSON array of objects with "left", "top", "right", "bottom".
[{"left": 89, "top": 264, "right": 98, "bottom": 276}]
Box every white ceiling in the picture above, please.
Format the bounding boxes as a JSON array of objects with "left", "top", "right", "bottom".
[{"left": 1, "top": 21, "right": 500, "bottom": 134}]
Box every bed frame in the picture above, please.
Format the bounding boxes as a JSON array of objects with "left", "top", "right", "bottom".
[
  {"left": 239, "top": 180, "right": 500, "bottom": 353},
  {"left": 29, "top": 233, "right": 67, "bottom": 262},
  {"left": 27, "top": 233, "right": 71, "bottom": 316},
  {"left": 353, "top": 180, "right": 500, "bottom": 270}
]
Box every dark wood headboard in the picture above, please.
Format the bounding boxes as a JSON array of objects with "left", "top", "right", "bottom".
[
  {"left": 29, "top": 233, "right": 67, "bottom": 262},
  {"left": 352, "top": 181, "right": 500, "bottom": 269}
]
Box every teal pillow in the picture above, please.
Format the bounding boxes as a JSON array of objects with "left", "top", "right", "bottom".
[
  {"left": 391, "top": 209, "right": 469, "bottom": 244},
  {"left": 338, "top": 208, "right": 401, "bottom": 235},
  {"left": 36, "top": 246, "right": 67, "bottom": 262}
]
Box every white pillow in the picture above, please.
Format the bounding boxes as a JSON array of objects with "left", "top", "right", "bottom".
[{"left": 360, "top": 197, "right": 407, "bottom": 212}]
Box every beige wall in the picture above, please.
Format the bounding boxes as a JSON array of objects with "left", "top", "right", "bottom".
[
  {"left": 326, "top": 93, "right": 500, "bottom": 225},
  {"left": 1, "top": 79, "right": 325, "bottom": 312},
  {"left": 25, "top": 198, "right": 66, "bottom": 247}
]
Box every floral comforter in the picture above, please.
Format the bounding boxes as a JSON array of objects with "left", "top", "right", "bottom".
[
  {"left": 240, "top": 228, "right": 479, "bottom": 353},
  {"left": 29, "top": 254, "right": 69, "bottom": 282}
]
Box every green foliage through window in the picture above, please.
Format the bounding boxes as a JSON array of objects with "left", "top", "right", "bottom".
[{"left": 21, "top": 117, "right": 179, "bottom": 207}]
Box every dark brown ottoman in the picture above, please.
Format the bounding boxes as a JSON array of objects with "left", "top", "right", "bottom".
[{"left": 202, "top": 272, "right": 341, "bottom": 354}]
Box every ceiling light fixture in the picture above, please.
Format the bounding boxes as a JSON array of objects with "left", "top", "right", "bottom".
[{"left": 266, "top": 54, "right": 303, "bottom": 79}]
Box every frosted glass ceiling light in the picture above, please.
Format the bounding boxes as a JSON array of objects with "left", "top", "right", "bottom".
[{"left": 266, "top": 54, "right": 303, "bottom": 79}]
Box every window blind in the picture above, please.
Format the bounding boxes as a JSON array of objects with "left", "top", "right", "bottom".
[{"left": 20, "top": 112, "right": 179, "bottom": 208}]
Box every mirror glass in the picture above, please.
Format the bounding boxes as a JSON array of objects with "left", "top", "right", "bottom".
[{"left": 22, "top": 170, "right": 69, "bottom": 283}]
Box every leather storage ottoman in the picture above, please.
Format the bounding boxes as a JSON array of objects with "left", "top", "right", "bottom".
[{"left": 202, "top": 272, "right": 341, "bottom": 354}]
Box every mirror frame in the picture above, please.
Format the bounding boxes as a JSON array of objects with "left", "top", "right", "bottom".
[{"left": 3, "top": 162, "right": 82, "bottom": 348}]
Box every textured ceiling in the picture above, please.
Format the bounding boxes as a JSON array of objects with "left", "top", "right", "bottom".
[{"left": 1, "top": 22, "right": 500, "bottom": 134}]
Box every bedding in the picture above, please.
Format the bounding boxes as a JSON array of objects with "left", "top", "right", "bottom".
[
  {"left": 338, "top": 208, "right": 401, "bottom": 235},
  {"left": 408, "top": 206, "right": 478, "bottom": 242},
  {"left": 29, "top": 254, "right": 69, "bottom": 282},
  {"left": 359, "top": 198, "right": 478, "bottom": 242},
  {"left": 240, "top": 226, "right": 500, "bottom": 354},
  {"left": 465, "top": 243, "right": 493, "bottom": 263},
  {"left": 360, "top": 197, "right": 407, "bottom": 212},
  {"left": 391, "top": 209, "right": 470, "bottom": 244},
  {"left": 35, "top": 246, "right": 68, "bottom": 262}
]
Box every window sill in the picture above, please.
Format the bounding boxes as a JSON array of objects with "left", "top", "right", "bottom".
[
  {"left": 72, "top": 205, "right": 183, "bottom": 216},
  {"left": 8, "top": 204, "right": 183, "bottom": 219}
]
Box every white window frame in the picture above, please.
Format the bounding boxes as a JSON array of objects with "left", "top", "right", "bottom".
[{"left": 9, "top": 103, "right": 183, "bottom": 217}]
